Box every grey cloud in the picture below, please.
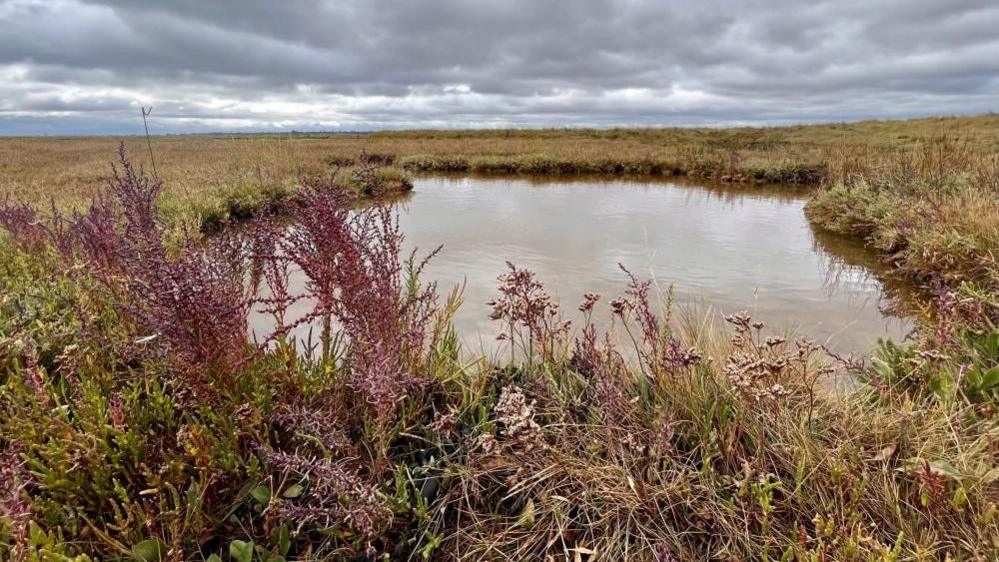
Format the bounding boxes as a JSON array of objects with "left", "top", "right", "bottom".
[{"left": 0, "top": 0, "right": 997, "bottom": 134}]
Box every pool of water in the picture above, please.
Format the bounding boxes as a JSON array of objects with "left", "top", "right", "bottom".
[{"left": 253, "top": 175, "right": 918, "bottom": 355}]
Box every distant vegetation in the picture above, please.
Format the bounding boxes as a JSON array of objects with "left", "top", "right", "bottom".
[{"left": 1, "top": 114, "right": 998, "bottom": 560}]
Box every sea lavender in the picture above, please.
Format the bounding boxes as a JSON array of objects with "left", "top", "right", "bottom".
[
  {"left": 722, "top": 312, "right": 834, "bottom": 409},
  {"left": 613, "top": 265, "right": 701, "bottom": 378},
  {"left": 488, "top": 262, "right": 570, "bottom": 362},
  {"left": 570, "top": 323, "right": 629, "bottom": 424},
  {"left": 493, "top": 385, "right": 542, "bottom": 451}
]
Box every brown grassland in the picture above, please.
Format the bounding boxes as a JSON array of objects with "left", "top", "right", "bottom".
[{"left": 3, "top": 113, "right": 998, "bottom": 289}]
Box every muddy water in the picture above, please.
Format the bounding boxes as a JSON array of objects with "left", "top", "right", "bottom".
[{"left": 253, "top": 175, "right": 919, "bottom": 356}]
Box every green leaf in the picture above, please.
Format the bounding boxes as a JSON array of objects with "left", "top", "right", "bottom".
[
  {"left": 206, "top": 555, "right": 222, "bottom": 562},
  {"left": 951, "top": 485, "right": 969, "bottom": 511},
  {"left": 981, "top": 332, "right": 999, "bottom": 357},
  {"left": 132, "top": 539, "right": 167, "bottom": 562},
  {"left": 282, "top": 484, "right": 304, "bottom": 499},
  {"left": 979, "top": 365, "right": 999, "bottom": 390},
  {"left": 904, "top": 458, "right": 963, "bottom": 481},
  {"left": 928, "top": 460, "right": 962, "bottom": 480},
  {"left": 420, "top": 532, "right": 443, "bottom": 560},
  {"left": 515, "top": 498, "right": 535, "bottom": 529},
  {"left": 230, "top": 540, "right": 255, "bottom": 562},
  {"left": 277, "top": 524, "right": 291, "bottom": 556},
  {"left": 250, "top": 485, "right": 271, "bottom": 505}
]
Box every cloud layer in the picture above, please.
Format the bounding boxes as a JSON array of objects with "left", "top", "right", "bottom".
[{"left": 1, "top": 0, "right": 998, "bottom": 134}]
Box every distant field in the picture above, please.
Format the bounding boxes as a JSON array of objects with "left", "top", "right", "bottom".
[
  {"left": 3, "top": 113, "right": 997, "bottom": 292},
  {"left": 3, "top": 113, "right": 998, "bottom": 208}
]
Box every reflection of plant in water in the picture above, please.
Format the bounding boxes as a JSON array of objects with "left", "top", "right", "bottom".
[{"left": 811, "top": 226, "right": 923, "bottom": 321}]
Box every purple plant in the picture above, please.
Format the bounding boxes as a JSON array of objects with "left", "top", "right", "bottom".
[
  {"left": 270, "top": 402, "right": 352, "bottom": 453},
  {"left": 613, "top": 265, "right": 701, "bottom": 378},
  {"left": 80, "top": 148, "right": 253, "bottom": 379},
  {"left": 253, "top": 172, "right": 439, "bottom": 420},
  {"left": 2, "top": 145, "right": 253, "bottom": 387},
  {"left": 260, "top": 448, "right": 392, "bottom": 554},
  {"left": 0, "top": 196, "right": 48, "bottom": 252},
  {"left": 653, "top": 543, "right": 678, "bottom": 562},
  {"left": 69, "top": 186, "right": 122, "bottom": 270},
  {"left": 0, "top": 442, "right": 31, "bottom": 558},
  {"left": 570, "top": 323, "right": 629, "bottom": 424},
  {"left": 488, "top": 262, "right": 570, "bottom": 362}
]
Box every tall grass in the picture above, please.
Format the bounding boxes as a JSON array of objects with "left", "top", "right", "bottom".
[
  {"left": 1, "top": 149, "right": 997, "bottom": 560},
  {"left": 806, "top": 132, "right": 999, "bottom": 291}
]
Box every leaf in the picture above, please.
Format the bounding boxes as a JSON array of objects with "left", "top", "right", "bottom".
[
  {"left": 874, "top": 443, "right": 898, "bottom": 461},
  {"left": 928, "top": 460, "right": 962, "bottom": 480},
  {"left": 979, "top": 365, "right": 999, "bottom": 390},
  {"left": 516, "top": 498, "right": 535, "bottom": 529},
  {"left": 420, "top": 532, "right": 443, "bottom": 560},
  {"left": 206, "top": 556, "right": 222, "bottom": 562},
  {"left": 250, "top": 485, "right": 271, "bottom": 505},
  {"left": 230, "top": 540, "right": 255, "bottom": 562},
  {"left": 132, "top": 539, "right": 167, "bottom": 562},
  {"left": 902, "top": 458, "right": 963, "bottom": 481},
  {"left": 277, "top": 524, "right": 291, "bottom": 556},
  {"left": 282, "top": 484, "right": 304, "bottom": 499},
  {"left": 255, "top": 545, "right": 282, "bottom": 562},
  {"left": 951, "top": 485, "right": 969, "bottom": 511},
  {"left": 981, "top": 332, "right": 999, "bottom": 357},
  {"left": 928, "top": 372, "right": 955, "bottom": 399}
]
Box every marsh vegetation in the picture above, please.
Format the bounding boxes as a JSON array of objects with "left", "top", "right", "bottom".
[{"left": 1, "top": 115, "right": 998, "bottom": 560}]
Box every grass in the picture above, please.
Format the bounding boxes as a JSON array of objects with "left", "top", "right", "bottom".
[
  {"left": 805, "top": 132, "right": 999, "bottom": 290},
  {"left": 4, "top": 114, "right": 999, "bottom": 207},
  {"left": 2, "top": 114, "right": 997, "bottom": 289},
  {"left": 0, "top": 114, "right": 998, "bottom": 560}
]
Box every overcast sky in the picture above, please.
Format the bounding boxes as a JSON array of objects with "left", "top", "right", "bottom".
[{"left": 1, "top": 0, "right": 997, "bottom": 135}]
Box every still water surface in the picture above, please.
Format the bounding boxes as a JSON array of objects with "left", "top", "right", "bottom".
[{"left": 254, "top": 176, "right": 918, "bottom": 355}]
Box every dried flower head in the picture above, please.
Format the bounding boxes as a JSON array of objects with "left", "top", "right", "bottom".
[
  {"left": 488, "top": 262, "right": 570, "bottom": 360},
  {"left": 578, "top": 292, "right": 601, "bottom": 313},
  {"left": 493, "top": 385, "right": 542, "bottom": 450}
]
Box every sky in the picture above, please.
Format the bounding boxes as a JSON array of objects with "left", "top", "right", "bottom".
[{"left": 1, "top": 0, "right": 998, "bottom": 135}]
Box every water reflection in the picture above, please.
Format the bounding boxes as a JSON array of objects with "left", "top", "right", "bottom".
[{"left": 251, "top": 175, "right": 920, "bottom": 356}]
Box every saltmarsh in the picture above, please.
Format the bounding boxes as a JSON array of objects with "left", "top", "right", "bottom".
[{"left": 0, "top": 114, "right": 998, "bottom": 560}]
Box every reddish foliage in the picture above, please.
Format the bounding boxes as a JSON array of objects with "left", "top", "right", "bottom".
[
  {"left": 488, "top": 261, "right": 570, "bottom": 361},
  {"left": 614, "top": 265, "right": 701, "bottom": 377},
  {"left": 1, "top": 145, "right": 253, "bottom": 387},
  {"left": 253, "top": 172, "right": 439, "bottom": 419},
  {"left": 260, "top": 448, "right": 392, "bottom": 553}
]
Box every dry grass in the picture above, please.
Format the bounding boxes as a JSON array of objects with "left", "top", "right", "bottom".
[
  {"left": 3, "top": 113, "right": 997, "bottom": 294},
  {"left": 3, "top": 113, "right": 999, "bottom": 208}
]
